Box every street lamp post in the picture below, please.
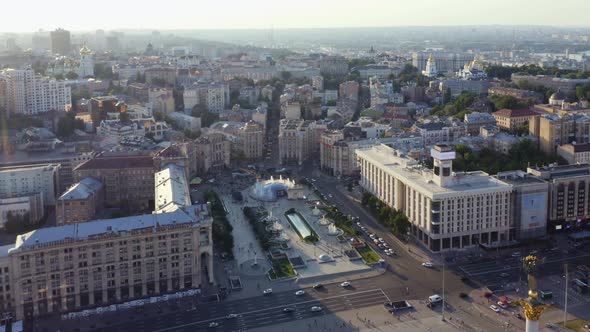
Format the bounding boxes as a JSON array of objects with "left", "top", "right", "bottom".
[{"left": 442, "top": 253, "right": 446, "bottom": 322}]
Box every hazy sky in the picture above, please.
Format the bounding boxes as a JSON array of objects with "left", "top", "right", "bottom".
[{"left": 3, "top": 0, "right": 589, "bottom": 32}]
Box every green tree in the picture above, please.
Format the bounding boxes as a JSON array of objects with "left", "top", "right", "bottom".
[
  {"left": 443, "top": 88, "right": 452, "bottom": 104},
  {"left": 66, "top": 71, "right": 79, "bottom": 80},
  {"left": 192, "top": 103, "right": 219, "bottom": 128},
  {"left": 57, "top": 112, "right": 84, "bottom": 138}
]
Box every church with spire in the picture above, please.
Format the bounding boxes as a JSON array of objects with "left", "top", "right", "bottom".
[
  {"left": 78, "top": 43, "right": 94, "bottom": 78},
  {"left": 422, "top": 54, "right": 438, "bottom": 78}
]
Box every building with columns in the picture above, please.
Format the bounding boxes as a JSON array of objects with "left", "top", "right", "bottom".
[{"left": 357, "top": 144, "right": 513, "bottom": 252}]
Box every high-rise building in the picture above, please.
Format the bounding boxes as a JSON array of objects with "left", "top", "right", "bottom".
[
  {"left": 529, "top": 113, "right": 590, "bottom": 156},
  {"left": 183, "top": 82, "right": 229, "bottom": 113},
  {"left": 357, "top": 144, "right": 513, "bottom": 252},
  {"left": 50, "top": 28, "right": 71, "bottom": 55},
  {"left": 1, "top": 69, "right": 72, "bottom": 115},
  {"left": 238, "top": 121, "right": 264, "bottom": 160},
  {"left": 195, "top": 133, "right": 231, "bottom": 175}
]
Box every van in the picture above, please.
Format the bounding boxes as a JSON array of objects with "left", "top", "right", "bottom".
[
  {"left": 428, "top": 295, "right": 442, "bottom": 303},
  {"left": 539, "top": 290, "right": 553, "bottom": 300}
]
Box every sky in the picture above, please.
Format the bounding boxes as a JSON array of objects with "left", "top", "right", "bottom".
[{"left": 2, "top": 0, "right": 589, "bottom": 32}]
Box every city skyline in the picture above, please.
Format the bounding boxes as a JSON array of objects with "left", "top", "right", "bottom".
[{"left": 1, "top": 0, "right": 590, "bottom": 32}]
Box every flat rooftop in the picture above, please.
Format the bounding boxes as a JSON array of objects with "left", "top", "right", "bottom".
[
  {"left": 7, "top": 206, "right": 211, "bottom": 253},
  {"left": 155, "top": 164, "right": 191, "bottom": 213},
  {"left": 357, "top": 145, "right": 511, "bottom": 198}
]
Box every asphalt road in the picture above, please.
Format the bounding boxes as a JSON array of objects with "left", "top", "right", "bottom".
[{"left": 50, "top": 274, "right": 455, "bottom": 332}]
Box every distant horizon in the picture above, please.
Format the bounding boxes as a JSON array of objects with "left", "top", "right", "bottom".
[
  {"left": 4, "top": 24, "right": 590, "bottom": 35},
  {"left": 1, "top": 0, "right": 589, "bottom": 33}
]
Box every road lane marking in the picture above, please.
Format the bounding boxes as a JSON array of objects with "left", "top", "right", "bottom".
[{"left": 151, "top": 288, "right": 385, "bottom": 332}]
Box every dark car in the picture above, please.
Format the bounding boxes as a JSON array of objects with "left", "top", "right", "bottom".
[
  {"left": 313, "top": 283, "right": 323, "bottom": 289},
  {"left": 283, "top": 307, "right": 296, "bottom": 313}
]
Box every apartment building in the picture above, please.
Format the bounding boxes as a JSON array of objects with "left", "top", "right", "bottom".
[
  {"left": 463, "top": 112, "right": 496, "bottom": 135},
  {"left": 56, "top": 177, "right": 104, "bottom": 225},
  {"left": 492, "top": 108, "right": 538, "bottom": 131},
  {"left": 194, "top": 134, "right": 231, "bottom": 175},
  {"left": 411, "top": 121, "right": 467, "bottom": 147},
  {"left": 279, "top": 119, "right": 326, "bottom": 165},
  {"left": 357, "top": 144, "right": 513, "bottom": 252},
  {"left": 238, "top": 121, "right": 264, "bottom": 160},
  {"left": 73, "top": 155, "right": 155, "bottom": 211},
  {"left": 319, "top": 56, "right": 348, "bottom": 76},
  {"left": 0, "top": 193, "right": 44, "bottom": 229},
  {"left": 529, "top": 113, "right": 590, "bottom": 156},
  {"left": 339, "top": 81, "right": 359, "bottom": 101},
  {"left": 0, "top": 164, "right": 61, "bottom": 206},
  {"left": 183, "top": 82, "right": 229, "bottom": 113},
  {"left": 1, "top": 69, "right": 71, "bottom": 115}
]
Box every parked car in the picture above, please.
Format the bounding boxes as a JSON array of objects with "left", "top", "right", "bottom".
[
  {"left": 497, "top": 301, "right": 508, "bottom": 309},
  {"left": 263, "top": 288, "right": 273, "bottom": 295},
  {"left": 312, "top": 283, "right": 323, "bottom": 289},
  {"left": 378, "top": 238, "right": 385, "bottom": 243},
  {"left": 490, "top": 305, "right": 500, "bottom": 313},
  {"left": 422, "top": 262, "right": 433, "bottom": 268},
  {"left": 295, "top": 290, "right": 305, "bottom": 296},
  {"left": 208, "top": 322, "right": 219, "bottom": 328},
  {"left": 310, "top": 306, "right": 323, "bottom": 312},
  {"left": 340, "top": 281, "right": 351, "bottom": 287}
]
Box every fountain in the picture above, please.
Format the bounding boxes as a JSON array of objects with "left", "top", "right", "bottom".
[
  {"left": 328, "top": 223, "right": 344, "bottom": 236},
  {"left": 318, "top": 214, "right": 331, "bottom": 226},
  {"left": 250, "top": 175, "right": 297, "bottom": 202},
  {"left": 312, "top": 205, "right": 321, "bottom": 216}
]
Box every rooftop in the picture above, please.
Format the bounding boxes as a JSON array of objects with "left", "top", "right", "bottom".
[
  {"left": 58, "top": 177, "right": 103, "bottom": 201},
  {"left": 155, "top": 164, "right": 191, "bottom": 213},
  {"left": 357, "top": 144, "right": 511, "bottom": 198},
  {"left": 75, "top": 155, "right": 154, "bottom": 171},
  {"left": 493, "top": 108, "right": 537, "bottom": 118},
  {"left": 495, "top": 170, "right": 547, "bottom": 185},
  {"left": 8, "top": 207, "right": 211, "bottom": 253}
]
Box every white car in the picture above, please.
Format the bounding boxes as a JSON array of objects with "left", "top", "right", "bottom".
[
  {"left": 340, "top": 281, "right": 351, "bottom": 287},
  {"left": 226, "top": 313, "right": 239, "bottom": 319},
  {"left": 295, "top": 290, "right": 305, "bottom": 296},
  {"left": 310, "top": 306, "right": 323, "bottom": 312},
  {"left": 385, "top": 250, "right": 393, "bottom": 256},
  {"left": 378, "top": 238, "right": 385, "bottom": 243},
  {"left": 209, "top": 322, "right": 219, "bottom": 327},
  {"left": 490, "top": 305, "right": 500, "bottom": 313},
  {"left": 497, "top": 301, "right": 508, "bottom": 309},
  {"left": 422, "top": 262, "right": 433, "bottom": 268},
  {"left": 356, "top": 222, "right": 362, "bottom": 227},
  {"left": 263, "top": 288, "right": 273, "bottom": 295},
  {"left": 369, "top": 234, "right": 376, "bottom": 239}
]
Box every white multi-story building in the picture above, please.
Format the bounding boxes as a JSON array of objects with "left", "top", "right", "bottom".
[
  {"left": 0, "top": 164, "right": 60, "bottom": 206},
  {"left": 183, "top": 82, "right": 229, "bottom": 113},
  {"left": 357, "top": 144, "right": 513, "bottom": 252},
  {"left": 0, "top": 193, "right": 44, "bottom": 229},
  {"left": 168, "top": 112, "right": 201, "bottom": 131},
  {"left": 1, "top": 69, "right": 71, "bottom": 115}
]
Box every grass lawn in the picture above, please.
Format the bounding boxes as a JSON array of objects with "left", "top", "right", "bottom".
[
  {"left": 558, "top": 319, "right": 589, "bottom": 332},
  {"left": 355, "top": 244, "right": 381, "bottom": 264},
  {"left": 268, "top": 257, "right": 296, "bottom": 279}
]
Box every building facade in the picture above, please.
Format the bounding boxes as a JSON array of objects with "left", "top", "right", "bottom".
[
  {"left": 50, "top": 28, "right": 71, "bottom": 55},
  {"left": 3, "top": 206, "right": 213, "bottom": 320},
  {"left": 73, "top": 155, "right": 155, "bottom": 211},
  {"left": 1, "top": 69, "right": 72, "bottom": 115},
  {"left": 557, "top": 143, "right": 590, "bottom": 165},
  {"left": 527, "top": 164, "right": 590, "bottom": 232},
  {"left": 492, "top": 108, "right": 538, "bottom": 131},
  {"left": 0, "top": 193, "right": 44, "bottom": 230},
  {"left": 56, "top": 177, "right": 104, "bottom": 225},
  {"left": 0, "top": 164, "right": 60, "bottom": 206},
  {"left": 194, "top": 134, "right": 231, "bottom": 175},
  {"left": 238, "top": 121, "right": 264, "bottom": 160},
  {"left": 357, "top": 144, "right": 513, "bottom": 252}
]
